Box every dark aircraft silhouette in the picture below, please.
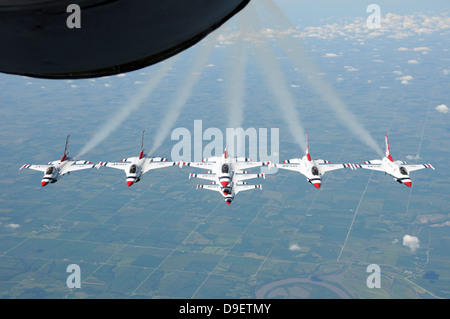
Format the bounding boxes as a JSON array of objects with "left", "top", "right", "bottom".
[{"left": 0, "top": 0, "right": 250, "bottom": 79}]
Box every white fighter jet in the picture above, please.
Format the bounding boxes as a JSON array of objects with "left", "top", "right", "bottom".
[
  {"left": 275, "top": 132, "right": 350, "bottom": 189},
  {"left": 97, "top": 130, "right": 176, "bottom": 187},
  {"left": 181, "top": 149, "right": 270, "bottom": 205},
  {"left": 353, "top": 135, "right": 435, "bottom": 187},
  {"left": 19, "top": 135, "right": 95, "bottom": 187}
]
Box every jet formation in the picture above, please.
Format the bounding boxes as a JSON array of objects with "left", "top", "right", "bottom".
[
  {"left": 20, "top": 132, "right": 435, "bottom": 204},
  {"left": 181, "top": 148, "right": 269, "bottom": 205}
]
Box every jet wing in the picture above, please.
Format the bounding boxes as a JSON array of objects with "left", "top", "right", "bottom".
[
  {"left": 234, "top": 173, "right": 265, "bottom": 182},
  {"left": 404, "top": 163, "right": 435, "bottom": 172},
  {"left": 183, "top": 162, "right": 216, "bottom": 170},
  {"left": 120, "top": 156, "right": 138, "bottom": 163},
  {"left": 363, "top": 159, "right": 382, "bottom": 165},
  {"left": 276, "top": 163, "right": 307, "bottom": 175},
  {"left": 234, "top": 184, "right": 262, "bottom": 194},
  {"left": 142, "top": 158, "right": 175, "bottom": 174},
  {"left": 189, "top": 173, "right": 217, "bottom": 182},
  {"left": 98, "top": 161, "right": 129, "bottom": 171},
  {"left": 235, "top": 161, "right": 269, "bottom": 171},
  {"left": 46, "top": 160, "right": 61, "bottom": 165},
  {"left": 196, "top": 184, "right": 221, "bottom": 193},
  {"left": 319, "top": 163, "right": 348, "bottom": 173},
  {"left": 19, "top": 164, "right": 50, "bottom": 172},
  {"left": 354, "top": 164, "right": 386, "bottom": 172},
  {"left": 60, "top": 163, "right": 95, "bottom": 175}
]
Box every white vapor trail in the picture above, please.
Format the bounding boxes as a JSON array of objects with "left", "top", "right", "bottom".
[
  {"left": 260, "top": 0, "right": 384, "bottom": 157},
  {"left": 247, "top": 2, "right": 307, "bottom": 152},
  {"left": 226, "top": 15, "right": 249, "bottom": 130},
  {"left": 225, "top": 15, "right": 249, "bottom": 157},
  {"left": 148, "top": 34, "right": 218, "bottom": 156},
  {"left": 76, "top": 58, "right": 177, "bottom": 158}
]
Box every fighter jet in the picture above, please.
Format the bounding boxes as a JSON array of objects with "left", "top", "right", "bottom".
[
  {"left": 182, "top": 149, "right": 270, "bottom": 205},
  {"left": 275, "top": 132, "right": 350, "bottom": 189},
  {"left": 19, "top": 135, "right": 95, "bottom": 186},
  {"left": 353, "top": 135, "right": 435, "bottom": 187},
  {"left": 97, "top": 130, "right": 176, "bottom": 187}
]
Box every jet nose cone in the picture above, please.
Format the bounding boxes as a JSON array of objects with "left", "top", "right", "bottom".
[
  {"left": 41, "top": 181, "right": 49, "bottom": 187},
  {"left": 404, "top": 181, "right": 412, "bottom": 187},
  {"left": 221, "top": 181, "right": 229, "bottom": 187},
  {"left": 126, "top": 180, "right": 134, "bottom": 187},
  {"left": 313, "top": 182, "right": 321, "bottom": 189},
  {"left": 225, "top": 199, "right": 232, "bottom": 205}
]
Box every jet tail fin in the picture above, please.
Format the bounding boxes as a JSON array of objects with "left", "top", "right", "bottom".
[
  {"left": 385, "top": 135, "right": 394, "bottom": 162},
  {"left": 61, "top": 134, "right": 70, "bottom": 162},
  {"left": 139, "top": 129, "right": 145, "bottom": 159},
  {"left": 305, "top": 131, "right": 311, "bottom": 161}
]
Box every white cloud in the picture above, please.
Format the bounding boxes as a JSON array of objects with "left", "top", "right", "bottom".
[
  {"left": 436, "top": 104, "right": 449, "bottom": 113},
  {"left": 116, "top": 73, "right": 126, "bottom": 77},
  {"left": 289, "top": 244, "right": 301, "bottom": 251},
  {"left": 6, "top": 223, "right": 20, "bottom": 229},
  {"left": 407, "top": 59, "right": 419, "bottom": 64},
  {"left": 396, "top": 75, "right": 413, "bottom": 84},
  {"left": 442, "top": 69, "right": 449, "bottom": 75},
  {"left": 392, "top": 70, "right": 403, "bottom": 75},
  {"left": 344, "top": 65, "right": 359, "bottom": 72},
  {"left": 288, "top": 13, "right": 450, "bottom": 40},
  {"left": 403, "top": 235, "right": 420, "bottom": 253},
  {"left": 413, "top": 47, "right": 432, "bottom": 52},
  {"left": 324, "top": 53, "right": 339, "bottom": 58},
  {"left": 220, "top": 13, "right": 449, "bottom": 48}
]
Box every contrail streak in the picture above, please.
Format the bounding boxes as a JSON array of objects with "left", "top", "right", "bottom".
[
  {"left": 247, "top": 2, "right": 307, "bottom": 152},
  {"left": 225, "top": 15, "right": 249, "bottom": 157},
  {"left": 148, "top": 34, "right": 218, "bottom": 156},
  {"left": 260, "top": 0, "right": 384, "bottom": 157},
  {"left": 76, "top": 58, "right": 177, "bottom": 158},
  {"left": 226, "top": 15, "right": 249, "bottom": 130}
]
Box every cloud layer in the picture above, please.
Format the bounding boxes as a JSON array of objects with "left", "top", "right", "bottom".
[{"left": 221, "top": 12, "right": 450, "bottom": 43}]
